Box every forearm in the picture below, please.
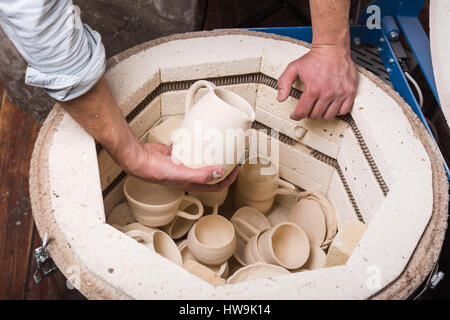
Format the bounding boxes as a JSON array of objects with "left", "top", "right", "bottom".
[
  {"left": 60, "top": 76, "right": 141, "bottom": 173},
  {"left": 309, "top": 0, "right": 351, "bottom": 50}
]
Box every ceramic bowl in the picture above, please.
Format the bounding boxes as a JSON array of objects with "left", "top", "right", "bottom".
[
  {"left": 187, "top": 213, "right": 236, "bottom": 265},
  {"left": 227, "top": 262, "right": 290, "bottom": 284},
  {"left": 177, "top": 240, "right": 229, "bottom": 278},
  {"left": 106, "top": 202, "right": 136, "bottom": 226},
  {"left": 257, "top": 222, "right": 310, "bottom": 270}
]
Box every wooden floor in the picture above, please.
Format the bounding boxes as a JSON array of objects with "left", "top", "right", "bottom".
[{"left": 0, "top": 80, "right": 84, "bottom": 299}]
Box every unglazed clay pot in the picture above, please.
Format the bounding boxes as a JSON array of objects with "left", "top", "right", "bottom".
[
  {"left": 191, "top": 186, "right": 230, "bottom": 208},
  {"left": 227, "top": 262, "right": 290, "bottom": 284},
  {"left": 288, "top": 191, "right": 337, "bottom": 250},
  {"left": 236, "top": 156, "right": 295, "bottom": 201},
  {"left": 171, "top": 80, "right": 255, "bottom": 183},
  {"left": 117, "top": 223, "right": 182, "bottom": 266},
  {"left": 106, "top": 202, "right": 136, "bottom": 226},
  {"left": 177, "top": 240, "right": 229, "bottom": 278},
  {"left": 123, "top": 175, "right": 204, "bottom": 227},
  {"left": 187, "top": 204, "right": 236, "bottom": 265},
  {"left": 257, "top": 222, "right": 310, "bottom": 270}
]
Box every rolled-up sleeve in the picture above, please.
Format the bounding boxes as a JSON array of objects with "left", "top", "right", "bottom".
[{"left": 0, "top": 0, "right": 105, "bottom": 101}]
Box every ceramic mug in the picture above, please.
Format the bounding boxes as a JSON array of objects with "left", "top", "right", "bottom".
[
  {"left": 161, "top": 200, "right": 203, "bottom": 240},
  {"left": 236, "top": 156, "right": 295, "bottom": 202},
  {"left": 257, "top": 222, "right": 310, "bottom": 270},
  {"left": 233, "top": 189, "right": 276, "bottom": 214},
  {"left": 191, "top": 186, "right": 230, "bottom": 208},
  {"left": 187, "top": 204, "right": 236, "bottom": 265},
  {"left": 244, "top": 232, "right": 265, "bottom": 265},
  {"left": 123, "top": 175, "right": 204, "bottom": 227},
  {"left": 177, "top": 240, "right": 229, "bottom": 278},
  {"left": 171, "top": 80, "right": 255, "bottom": 183},
  {"left": 118, "top": 223, "right": 183, "bottom": 266}
]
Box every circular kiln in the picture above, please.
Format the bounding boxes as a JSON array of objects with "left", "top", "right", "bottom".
[{"left": 30, "top": 30, "right": 448, "bottom": 299}]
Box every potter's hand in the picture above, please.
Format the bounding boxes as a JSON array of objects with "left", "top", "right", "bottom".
[
  {"left": 128, "top": 143, "right": 239, "bottom": 192},
  {"left": 277, "top": 45, "right": 358, "bottom": 120}
]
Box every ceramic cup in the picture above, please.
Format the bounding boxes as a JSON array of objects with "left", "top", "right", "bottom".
[
  {"left": 161, "top": 200, "right": 202, "bottom": 240},
  {"left": 187, "top": 204, "right": 236, "bottom": 265},
  {"left": 123, "top": 175, "right": 204, "bottom": 227},
  {"left": 233, "top": 189, "right": 276, "bottom": 214},
  {"left": 236, "top": 156, "right": 296, "bottom": 202},
  {"left": 257, "top": 222, "right": 310, "bottom": 270},
  {"left": 171, "top": 80, "right": 255, "bottom": 184},
  {"left": 118, "top": 223, "right": 182, "bottom": 266},
  {"left": 244, "top": 232, "right": 265, "bottom": 265},
  {"left": 191, "top": 186, "right": 229, "bottom": 208},
  {"left": 177, "top": 240, "right": 229, "bottom": 278}
]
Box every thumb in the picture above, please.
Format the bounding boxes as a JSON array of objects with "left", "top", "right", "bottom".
[{"left": 277, "top": 61, "right": 299, "bottom": 102}]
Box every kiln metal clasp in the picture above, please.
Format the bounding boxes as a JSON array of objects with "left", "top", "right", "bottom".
[{"left": 33, "top": 232, "right": 57, "bottom": 284}]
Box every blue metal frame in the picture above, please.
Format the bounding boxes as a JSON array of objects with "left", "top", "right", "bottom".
[{"left": 248, "top": 0, "right": 450, "bottom": 180}]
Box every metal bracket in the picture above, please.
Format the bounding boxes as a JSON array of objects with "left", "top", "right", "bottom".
[
  {"left": 412, "top": 259, "right": 445, "bottom": 299},
  {"left": 33, "top": 232, "right": 57, "bottom": 284}
]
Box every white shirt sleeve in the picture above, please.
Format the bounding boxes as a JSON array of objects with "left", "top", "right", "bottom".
[{"left": 0, "top": 0, "right": 106, "bottom": 101}]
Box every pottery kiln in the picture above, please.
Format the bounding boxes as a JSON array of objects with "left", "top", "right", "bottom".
[{"left": 30, "top": 30, "right": 448, "bottom": 299}]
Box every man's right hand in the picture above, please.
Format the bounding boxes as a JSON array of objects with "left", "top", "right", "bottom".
[
  {"left": 125, "top": 142, "right": 240, "bottom": 193},
  {"left": 61, "top": 77, "right": 238, "bottom": 193}
]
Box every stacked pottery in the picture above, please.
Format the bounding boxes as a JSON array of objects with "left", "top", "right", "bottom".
[
  {"left": 104, "top": 81, "right": 340, "bottom": 285},
  {"left": 233, "top": 156, "right": 296, "bottom": 214},
  {"left": 288, "top": 191, "right": 338, "bottom": 250}
]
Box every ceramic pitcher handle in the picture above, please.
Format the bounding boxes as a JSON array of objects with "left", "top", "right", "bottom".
[
  {"left": 274, "top": 178, "right": 296, "bottom": 196},
  {"left": 185, "top": 80, "right": 216, "bottom": 114},
  {"left": 176, "top": 195, "right": 204, "bottom": 220},
  {"left": 232, "top": 217, "right": 262, "bottom": 242}
]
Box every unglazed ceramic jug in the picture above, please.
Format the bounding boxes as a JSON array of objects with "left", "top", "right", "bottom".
[{"left": 171, "top": 80, "right": 255, "bottom": 183}]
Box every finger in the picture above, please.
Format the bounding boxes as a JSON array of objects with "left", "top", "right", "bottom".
[
  {"left": 309, "top": 97, "right": 333, "bottom": 120},
  {"left": 172, "top": 164, "right": 225, "bottom": 185},
  {"left": 337, "top": 97, "right": 354, "bottom": 115},
  {"left": 291, "top": 90, "right": 317, "bottom": 120},
  {"left": 186, "top": 165, "right": 240, "bottom": 193},
  {"left": 322, "top": 96, "right": 345, "bottom": 120},
  {"left": 277, "top": 62, "right": 299, "bottom": 102}
]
